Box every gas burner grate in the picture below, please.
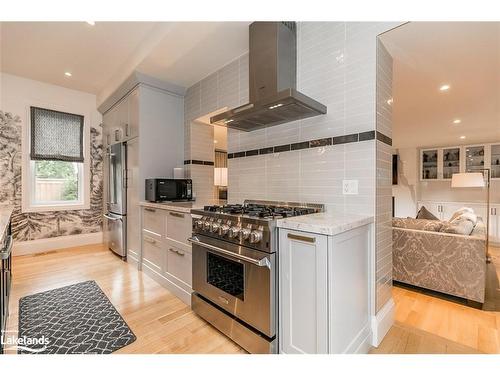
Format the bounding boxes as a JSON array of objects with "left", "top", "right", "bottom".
[{"left": 202, "top": 203, "right": 317, "bottom": 218}]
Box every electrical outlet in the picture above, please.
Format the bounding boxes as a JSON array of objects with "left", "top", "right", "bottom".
[{"left": 342, "top": 179, "right": 359, "bottom": 195}]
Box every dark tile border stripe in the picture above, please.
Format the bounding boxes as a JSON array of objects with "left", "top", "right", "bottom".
[
  {"left": 226, "top": 131, "right": 392, "bottom": 161},
  {"left": 184, "top": 159, "right": 214, "bottom": 166},
  {"left": 333, "top": 134, "right": 358, "bottom": 145},
  {"left": 376, "top": 131, "right": 392, "bottom": 146}
]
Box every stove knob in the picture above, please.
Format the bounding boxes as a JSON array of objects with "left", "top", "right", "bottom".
[
  {"left": 228, "top": 226, "right": 240, "bottom": 238},
  {"left": 203, "top": 221, "right": 211, "bottom": 231},
  {"left": 211, "top": 222, "right": 220, "bottom": 233},
  {"left": 240, "top": 228, "right": 251, "bottom": 241},
  {"left": 249, "top": 230, "right": 263, "bottom": 244},
  {"left": 195, "top": 220, "right": 204, "bottom": 229},
  {"left": 219, "top": 224, "right": 230, "bottom": 236}
]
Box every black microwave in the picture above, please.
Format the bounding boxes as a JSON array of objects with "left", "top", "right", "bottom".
[{"left": 145, "top": 179, "right": 193, "bottom": 202}]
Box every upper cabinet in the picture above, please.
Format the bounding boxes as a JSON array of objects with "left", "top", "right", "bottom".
[
  {"left": 102, "top": 87, "right": 140, "bottom": 146},
  {"left": 490, "top": 144, "right": 500, "bottom": 179},
  {"left": 442, "top": 147, "right": 460, "bottom": 179},
  {"left": 420, "top": 143, "right": 499, "bottom": 181},
  {"left": 465, "top": 145, "right": 485, "bottom": 173},
  {"left": 421, "top": 149, "right": 438, "bottom": 180}
]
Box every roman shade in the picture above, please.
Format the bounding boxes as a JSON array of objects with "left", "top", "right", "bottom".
[{"left": 30, "top": 106, "right": 84, "bottom": 163}]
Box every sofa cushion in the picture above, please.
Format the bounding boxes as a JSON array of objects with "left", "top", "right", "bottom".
[
  {"left": 450, "top": 207, "right": 474, "bottom": 222},
  {"left": 416, "top": 206, "right": 439, "bottom": 220},
  {"left": 393, "top": 218, "right": 444, "bottom": 232},
  {"left": 440, "top": 218, "right": 474, "bottom": 235}
]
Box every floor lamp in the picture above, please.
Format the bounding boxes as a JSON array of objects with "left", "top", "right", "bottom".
[{"left": 451, "top": 169, "right": 491, "bottom": 262}]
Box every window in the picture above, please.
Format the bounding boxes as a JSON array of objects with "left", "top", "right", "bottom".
[{"left": 23, "top": 106, "right": 89, "bottom": 212}]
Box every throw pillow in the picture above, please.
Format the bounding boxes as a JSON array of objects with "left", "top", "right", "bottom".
[
  {"left": 450, "top": 211, "right": 477, "bottom": 226},
  {"left": 416, "top": 206, "right": 439, "bottom": 220},
  {"left": 440, "top": 217, "right": 474, "bottom": 235},
  {"left": 449, "top": 207, "right": 474, "bottom": 222}
]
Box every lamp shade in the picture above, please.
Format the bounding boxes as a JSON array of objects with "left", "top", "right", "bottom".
[
  {"left": 214, "top": 167, "right": 228, "bottom": 187},
  {"left": 451, "top": 172, "right": 485, "bottom": 188}
]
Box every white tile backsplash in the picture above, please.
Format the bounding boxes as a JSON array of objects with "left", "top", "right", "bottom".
[{"left": 184, "top": 22, "right": 401, "bottom": 315}]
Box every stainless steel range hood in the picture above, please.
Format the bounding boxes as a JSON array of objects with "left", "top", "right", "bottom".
[{"left": 210, "top": 22, "right": 327, "bottom": 131}]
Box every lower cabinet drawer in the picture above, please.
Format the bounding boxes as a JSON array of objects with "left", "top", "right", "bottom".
[
  {"left": 166, "top": 210, "right": 191, "bottom": 245},
  {"left": 142, "top": 234, "right": 164, "bottom": 273},
  {"left": 166, "top": 244, "right": 192, "bottom": 287},
  {"left": 143, "top": 207, "right": 165, "bottom": 236}
]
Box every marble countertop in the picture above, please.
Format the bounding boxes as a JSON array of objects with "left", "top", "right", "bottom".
[
  {"left": 0, "top": 206, "right": 13, "bottom": 245},
  {"left": 139, "top": 201, "right": 209, "bottom": 214},
  {"left": 277, "top": 212, "right": 374, "bottom": 236}
]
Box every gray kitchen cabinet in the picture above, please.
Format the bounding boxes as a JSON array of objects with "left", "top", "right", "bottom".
[
  {"left": 126, "top": 87, "right": 139, "bottom": 140},
  {"left": 126, "top": 137, "right": 140, "bottom": 263},
  {"left": 166, "top": 210, "right": 192, "bottom": 247},
  {"left": 140, "top": 205, "right": 192, "bottom": 305},
  {"left": 279, "top": 230, "right": 328, "bottom": 354},
  {"left": 142, "top": 233, "right": 164, "bottom": 273},
  {"left": 103, "top": 87, "right": 140, "bottom": 145},
  {"left": 166, "top": 244, "right": 192, "bottom": 287},
  {"left": 279, "top": 224, "right": 372, "bottom": 354}
]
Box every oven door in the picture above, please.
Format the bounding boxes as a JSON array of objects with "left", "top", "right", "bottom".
[{"left": 189, "top": 235, "right": 275, "bottom": 338}]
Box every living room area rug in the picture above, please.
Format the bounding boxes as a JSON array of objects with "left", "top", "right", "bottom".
[{"left": 18, "top": 280, "right": 136, "bottom": 354}]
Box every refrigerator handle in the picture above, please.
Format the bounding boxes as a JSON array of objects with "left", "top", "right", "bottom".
[{"left": 103, "top": 214, "right": 121, "bottom": 221}]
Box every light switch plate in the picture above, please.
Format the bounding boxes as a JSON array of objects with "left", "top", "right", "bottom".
[{"left": 342, "top": 179, "right": 359, "bottom": 195}]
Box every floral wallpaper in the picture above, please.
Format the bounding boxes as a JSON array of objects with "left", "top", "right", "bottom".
[{"left": 0, "top": 110, "right": 103, "bottom": 242}]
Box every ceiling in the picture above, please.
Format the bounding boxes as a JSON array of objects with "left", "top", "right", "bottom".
[
  {"left": 0, "top": 21, "right": 249, "bottom": 103},
  {"left": 380, "top": 22, "right": 500, "bottom": 149},
  {"left": 137, "top": 22, "right": 249, "bottom": 88}
]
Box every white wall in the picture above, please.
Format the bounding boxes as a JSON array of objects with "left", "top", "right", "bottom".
[
  {"left": 1, "top": 73, "right": 101, "bottom": 133},
  {"left": 0, "top": 72, "right": 103, "bottom": 243}
]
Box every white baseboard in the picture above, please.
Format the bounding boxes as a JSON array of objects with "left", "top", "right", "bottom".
[
  {"left": 13, "top": 232, "right": 103, "bottom": 256},
  {"left": 371, "top": 298, "right": 395, "bottom": 347},
  {"left": 346, "top": 322, "right": 372, "bottom": 354}
]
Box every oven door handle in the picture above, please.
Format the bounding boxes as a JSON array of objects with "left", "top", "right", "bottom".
[{"left": 188, "top": 237, "right": 271, "bottom": 269}]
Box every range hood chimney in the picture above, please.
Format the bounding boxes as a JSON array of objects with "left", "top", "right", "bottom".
[{"left": 210, "top": 22, "right": 327, "bottom": 131}]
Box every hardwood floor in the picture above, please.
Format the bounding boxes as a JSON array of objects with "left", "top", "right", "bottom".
[
  {"left": 7, "top": 244, "right": 500, "bottom": 354},
  {"left": 6, "top": 244, "right": 245, "bottom": 354},
  {"left": 373, "top": 246, "right": 500, "bottom": 354}
]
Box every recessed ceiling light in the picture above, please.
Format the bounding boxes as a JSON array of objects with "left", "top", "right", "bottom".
[
  {"left": 213, "top": 140, "right": 218, "bottom": 144},
  {"left": 453, "top": 119, "right": 461, "bottom": 124},
  {"left": 86, "top": 21, "right": 95, "bottom": 26},
  {"left": 460, "top": 135, "right": 466, "bottom": 139},
  {"left": 439, "top": 84, "right": 450, "bottom": 91},
  {"left": 64, "top": 72, "right": 72, "bottom": 77}
]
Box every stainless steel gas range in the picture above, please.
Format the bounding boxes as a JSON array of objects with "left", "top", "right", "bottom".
[{"left": 189, "top": 200, "right": 324, "bottom": 353}]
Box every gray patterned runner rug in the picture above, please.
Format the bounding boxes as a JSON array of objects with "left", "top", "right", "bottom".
[{"left": 18, "top": 280, "right": 136, "bottom": 354}]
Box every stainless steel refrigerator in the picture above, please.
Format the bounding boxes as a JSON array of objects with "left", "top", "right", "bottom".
[{"left": 104, "top": 142, "right": 127, "bottom": 258}]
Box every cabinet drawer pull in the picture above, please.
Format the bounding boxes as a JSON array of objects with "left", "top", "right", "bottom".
[
  {"left": 218, "top": 296, "right": 229, "bottom": 305},
  {"left": 125, "top": 123, "right": 130, "bottom": 137},
  {"left": 144, "top": 207, "right": 156, "bottom": 213},
  {"left": 287, "top": 233, "right": 316, "bottom": 243},
  {"left": 169, "top": 212, "right": 185, "bottom": 218},
  {"left": 169, "top": 248, "right": 185, "bottom": 256},
  {"left": 144, "top": 237, "right": 157, "bottom": 244}
]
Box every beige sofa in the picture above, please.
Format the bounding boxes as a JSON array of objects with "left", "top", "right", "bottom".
[{"left": 392, "top": 217, "right": 487, "bottom": 304}]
